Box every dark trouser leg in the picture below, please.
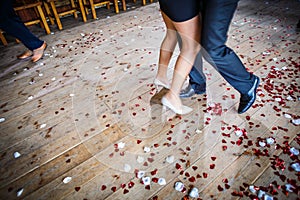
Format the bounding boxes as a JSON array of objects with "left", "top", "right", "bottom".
[
  {"left": 201, "top": 0, "right": 256, "bottom": 94},
  {"left": 0, "top": 0, "right": 43, "bottom": 51}
]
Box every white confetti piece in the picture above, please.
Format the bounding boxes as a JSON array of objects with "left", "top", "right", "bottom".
[
  {"left": 272, "top": 57, "right": 278, "bottom": 61},
  {"left": 274, "top": 98, "right": 281, "bottom": 102},
  {"left": 284, "top": 113, "right": 292, "bottom": 119},
  {"left": 28, "top": 96, "right": 34, "bottom": 100},
  {"left": 80, "top": 33, "right": 85, "bottom": 37},
  {"left": 259, "top": 141, "right": 266, "bottom": 147},
  {"left": 39, "top": 73, "right": 43, "bottom": 77},
  {"left": 117, "top": 142, "right": 125, "bottom": 149},
  {"left": 143, "top": 146, "right": 150, "bottom": 153},
  {"left": 266, "top": 137, "right": 275, "bottom": 145},
  {"left": 174, "top": 181, "right": 184, "bottom": 191},
  {"left": 249, "top": 185, "right": 257, "bottom": 194},
  {"left": 14, "top": 152, "right": 21, "bottom": 158},
  {"left": 137, "top": 171, "right": 145, "bottom": 178},
  {"left": 264, "top": 194, "right": 273, "bottom": 200},
  {"left": 0, "top": 117, "right": 5, "bottom": 123},
  {"left": 257, "top": 190, "right": 266, "bottom": 198},
  {"left": 189, "top": 187, "right": 199, "bottom": 198},
  {"left": 290, "top": 147, "right": 299, "bottom": 155},
  {"left": 136, "top": 156, "right": 144, "bottom": 163},
  {"left": 235, "top": 129, "right": 243, "bottom": 137},
  {"left": 124, "top": 164, "right": 131, "bottom": 172},
  {"left": 292, "top": 119, "right": 300, "bottom": 125},
  {"left": 286, "top": 95, "right": 293, "bottom": 101},
  {"left": 166, "top": 155, "right": 174, "bottom": 163},
  {"left": 69, "top": 93, "right": 75, "bottom": 97},
  {"left": 285, "top": 184, "right": 295, "bottom": 192},
  {"left": 16, "top": 188, "right": 24, "bottom": 197},
  {"left": 291, "top": 163, "right": 300, "bottom": 172},
  {"left": 123, "top": 67, "right": 128, "bottom": 72},
  {"left": 158, "top": 178, "right": 166, "bottom": 186},
  {"left": 40, "top": 124, "right": 46, "bottom": 129},
  {"left": 40, "top": 63, "right": 44, "bottom": 66},
  {"left": 195, "top": 129, "right": 202, "bottom": 134},
  {"left": 62, "top": 177, "right": 72, "bottom": 184},
  {"left": 51, "top": 77, "right": 56, "bottom": 81},
  {"left": 142, "top": 177, "right": 151, "bottom": 185}
]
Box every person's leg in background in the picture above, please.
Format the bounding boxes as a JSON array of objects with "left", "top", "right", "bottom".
[{"left": 0, "top": 0, "right": 46, "bottom": 62}]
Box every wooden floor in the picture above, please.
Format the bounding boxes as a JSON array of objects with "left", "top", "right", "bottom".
[{"left": 0, "top": 0, "right": 299, "bottom": 199}]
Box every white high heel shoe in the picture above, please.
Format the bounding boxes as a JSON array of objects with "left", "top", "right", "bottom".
[
  {"left": 154, "top": 79, "right": 170, "bottom": 91},
  {"left": 161, "top": 96, "right": 193, "bottom": 115}
]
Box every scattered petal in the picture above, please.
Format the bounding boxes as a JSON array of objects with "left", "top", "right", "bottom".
[
  {"left": 166, "top": 155, "right": 174, "bottom": 163},
  {"left": 158, "top": 178, "right": 166, "bottom": 185},
  {"left": 142, "top": 177, "right": 151, "bottom": 185},
  {"left": 292, "top": 118, "right": 300, "bottom": 125},
  {"left": 124, "top": 164, "right": 131, "bottom": 172},
  {"left": 14, "top": 152, "right": 21, "bottom": 158},
  {"left": 136, "top": 156, "right": 144, "bottom": 163},
  {"left": 189, "top": 187, "right": 199, "bottom": 198},
  {"left": 290, "top": 147, "right": 299, "bottom": 155},
  {"left": 117, "top": 142, "right": 125, "bottom": 149},
  {"left": 63, "top": 177, "right": 72, "bottom": 184},
  {"left": 291, "top": 163, "right": 300, "bottom": 172},
  {"left": 40, "top": 124, "right": 47, "bottom": 129},
  {"left": 0, "top": 117, "right": 5, "bottom": 123},
  {"left": 16, "top": 188, "right": 24, "bottom": 197},
  {"left": 137, "top": 170, "right": 145, "bottom": 178},
  {"left": 174, "top": 181, "right": 184, "bottom": 192},
  {"left": 144, "top": 146, "right": 150, "bottom": 153}
]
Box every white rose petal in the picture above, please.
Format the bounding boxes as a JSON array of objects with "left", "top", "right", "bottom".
[
  {"left": 16, "top": 188, "right": 24, "bottom": 197},
  {"left": 290, "top": 147, "right": 299, "bottom": 155},
  {"left": 266, "top": 137, "right": 275, "bottom": 145},
  {"left": 69, "top": 93, "right": 75, "bottom": 97},
  {"left": 249, "top": 185, "right": 257, "bottom": 194},
  {"left": 292, "top": 119, "right": 300, "bottom": 125},
  {"left": 117, "top": 142, "right": 125, "bottom": 149},
  {"left": 136, "top": 156, "right": 144, "bottom": 163},
  {"left": 142, "top": 177, "right": 151, "bottom": 185},
  {"left": 28, "top": 96, "right": 34, "bottom": 100},
  {"left": 40, "top": 124, "right": 47, "bottom": 129},
  {"left": 0, "top": 117, "right": 5, "bottom": 123},
  {"left": 137, "top": 170, "right": 145, "bottom": 178},
  {"left": 259, "top": 141, "right": 266, "bottom": 147},
  {"left": 14, "top": 152, "right": 21, "bottom": 158},
  {"left": 63, "top": 177, "right": 72, "bottom": 184},
  {"left": 124, "top": 164, "right": 131, "bottom": 172},
  {"left": 144, "top": 146, "right": 150, "bottom": 153},
  {"left": 284, "top": 114, "right": 292, "bottom": 119},
  {"left": 158, "top": 178, "right": 166, "bottom": 186},
  {"left": 166, "top": 155, "right": 174, "bottom": 164}
]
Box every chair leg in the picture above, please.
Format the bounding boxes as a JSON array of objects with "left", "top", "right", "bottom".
[
  {"left": 122, "top": 0, "right": 126, "bottom": 11},
  {"left": 88, "top": 0, "right": 97, "bottom": 19},
  {"left": 36, "top": 4, "right": 51, "bottom": 34},
  {"left": 78, "top": 0, "right": 87, "bottom": 22},
  {"left": 0, "top": 31, "right": 8, "bottom": 46},
  {"left": 142, "top": 0, "right": 146, "bottom": 6},
  {"left": 113, "top": 0, "right": 119, "bottom": 13},
  {"left": 49, "top": 1, "right": 63, "bottom": 30},
  {"left": 43, "top": 2, "right": 55, "bottom": 25}
]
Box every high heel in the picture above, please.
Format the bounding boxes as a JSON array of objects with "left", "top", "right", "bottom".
[
  {"left": 154, "top": 78, "right": 170, "bottom": 90},
  {"left": 161, "top": 96, "right": 192, "bottom": 115}
]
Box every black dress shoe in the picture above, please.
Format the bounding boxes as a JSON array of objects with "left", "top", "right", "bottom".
[
  {"left": 180, "top": 84, "right": 206, "bottom": 98},
  {"left": 238, "top": 75, "right": 260, "bottom": 114}
]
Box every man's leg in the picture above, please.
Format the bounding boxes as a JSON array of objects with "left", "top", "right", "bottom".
[{"left": 201, "top": 0, "right": 256, "bottom": 94}]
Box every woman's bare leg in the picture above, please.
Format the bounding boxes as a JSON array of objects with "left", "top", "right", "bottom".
[
  {"left": 155, "top": 12, "right": 178, "bottom": 86},
  {"left": 164, "top": 14, "right": 201, "bottom": 111}
]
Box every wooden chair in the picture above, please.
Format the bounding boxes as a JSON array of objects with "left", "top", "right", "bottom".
[
  {"left": 43, "top": 0, "right": 87, "bottom": 30},
  {"left": 0, "top": 30, "right": 8, "bottom": 46},
  {"left": 14, "top": 2, "right": 51, "bottom": 34},
  {"left": 133, "top": 0, "right": 153, "bottom": 6},
  {"left": 83, "top": 0, "right": 126, "bottom": 19}
]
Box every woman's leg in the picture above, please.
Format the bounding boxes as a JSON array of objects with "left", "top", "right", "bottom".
[
  {"left": 163, "top": 14, "right": 201, "bottom": 112},
  {"left": 155, "top": 12, "right": 178, "bottom": 86}
]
